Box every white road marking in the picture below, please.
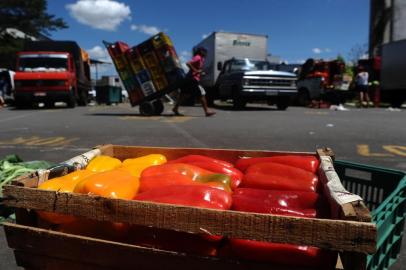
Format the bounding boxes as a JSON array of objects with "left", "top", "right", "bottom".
[{"left": 0, "top": 113, "right": 39, "bottom": 123}]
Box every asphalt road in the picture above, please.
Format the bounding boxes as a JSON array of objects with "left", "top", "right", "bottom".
[{"left": 0, "top": 101, "right": 405, "bottom": 269}]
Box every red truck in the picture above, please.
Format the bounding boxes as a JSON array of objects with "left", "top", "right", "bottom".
[{"left": 14, "top": 41, "right": 91, "bottom": 108}]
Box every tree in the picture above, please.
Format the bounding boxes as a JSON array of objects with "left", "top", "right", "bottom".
[
  {"left": 347, "top": 43, "right": 368, "bottom": 66},
  {"left": 0, "top": 0, "right": 67, "bottom": 36},
  {"left": 0, "top": 0, "right": 68, "bottom": 68}
]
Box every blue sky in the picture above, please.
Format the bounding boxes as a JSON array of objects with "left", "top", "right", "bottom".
[{"left": 47, "top": 0, "right": 369, "bottom": 74}]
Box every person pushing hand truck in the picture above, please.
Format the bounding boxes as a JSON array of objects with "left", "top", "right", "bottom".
[{"left": 172, "top": 47, "right": 215, "bottom": 117}]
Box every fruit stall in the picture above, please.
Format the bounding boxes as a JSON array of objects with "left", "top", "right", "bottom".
[{"left": 0, "top": 145, "right": 403, "bottom": 269}]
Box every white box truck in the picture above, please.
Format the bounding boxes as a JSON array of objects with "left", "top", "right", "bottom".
[
  {"left": 195, "top": 32, "right": 297, "bottom": 110},
  {"left": 381, "top": 39, "right": 406, "bottom": 107}
]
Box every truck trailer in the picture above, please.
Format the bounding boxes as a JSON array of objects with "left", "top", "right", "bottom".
[
  {"left": 195, "top": 32, "right": 297, "bottom": 110},
  {"left": 381, "top": 39, "right": 406, "bottom": 108},
  {"left": 14, "top": 41, "right": 91, "bottom": 108}
]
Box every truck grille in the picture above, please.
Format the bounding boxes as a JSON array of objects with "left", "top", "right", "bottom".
[
  {"left": 17, "top": 80, "right": 66, "bottom": 87},
  {"left": 247, "top": 78, "right": 294, "bottom": 87}
]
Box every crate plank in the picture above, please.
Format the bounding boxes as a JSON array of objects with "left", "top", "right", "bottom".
[
  {"left": 3, "top": 186, "right": 376, "bottom": 253},
  {"left": 110, "top": 144, "right": 314, "bottom": 163},
  {"left": 5, "top": 223, "right": 314, "bottom": 270},
  {"left": 14, "top": 250, "right": 110, "bottom": 270}
]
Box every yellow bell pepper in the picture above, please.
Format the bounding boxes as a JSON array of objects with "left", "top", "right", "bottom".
[
  {"left": 120, "top": 154, "right": 167, "bottom": 177},
  {"left": 37, "top": 170, "right": 95, "bottom": 224},
  {"left": 86, "top": 155, "right": 122, "bottom": 172},
  {"left": 74, "top": 168, "right": 140, "bottom": 199}
]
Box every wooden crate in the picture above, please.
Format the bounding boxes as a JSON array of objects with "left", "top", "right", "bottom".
[{"left": 2, "top": 145, "right": 376, "bottom": 270}]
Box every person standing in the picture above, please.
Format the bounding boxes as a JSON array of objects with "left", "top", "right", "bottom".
[
  {"left": 0, "top": 74, "right": 6, "bottom": 108},
  {"left": 355, "top": 66, "right": 370, "bottom": 107},
  {"left": 172, "top": 47, "right": 215, "bottom": 117}
]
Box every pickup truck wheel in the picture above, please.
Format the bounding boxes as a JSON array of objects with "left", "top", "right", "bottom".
[
  {"left": 232, "top": 88, "right": 246, "bottom": 110},
  {"left": 297, "top": 88, "right": 311, "bottom": 106},
  {"left": 276, "top": 97, "right": 289, "bottom": 110}
]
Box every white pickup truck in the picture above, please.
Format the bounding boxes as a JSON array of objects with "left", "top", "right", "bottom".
[{"left": 195, "top": 32, "right": 297, "bottom": 110}]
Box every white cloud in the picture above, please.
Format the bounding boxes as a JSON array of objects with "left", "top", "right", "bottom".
[
  {"left": 66, "top": 0, "right": 131, "bottom": 31},
  {"left": 312, "top": 48, "right": 322, "bottom": 54},
  {"left": 130, "top": 24, "right": 161, "bottom": 35},
  {"left": 88, "top": 46, "right": 108, "bottom": 59},
  {"left": 202, "top": 33, "right": 210, "bottom": 39},
  {"left": 87, "top": 46, "right": 115, "bottom": 76},
  {"left": 312, "top": 48, "right": 332, "bottom": 54}
]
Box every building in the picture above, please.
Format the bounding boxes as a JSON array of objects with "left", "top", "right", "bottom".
[{"left": 369, "top": 0, "right": 406, "bottom": 56}]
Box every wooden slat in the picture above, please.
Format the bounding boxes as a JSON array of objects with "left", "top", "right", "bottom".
[
  {"left": 14, "top": 250, "right": 110, "bottom": 270},
  {"left": 317, "top": 148, "right": 371, "bottom": 269},
  {"left": 2, "top": 186, "right": 376, "bottom": 253},
  {"left": 110, "top": 144, "right": 315, "bottom": 163},
  {"left": 5, "top": 223, "right": 314, "bottom": 270},
  {"left": 317, "top": 148, "right": 371, "bottom": 222}
]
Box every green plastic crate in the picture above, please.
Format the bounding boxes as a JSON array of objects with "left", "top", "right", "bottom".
[{"left": 334, "top": 160, "right": 406, "bottom": 270}]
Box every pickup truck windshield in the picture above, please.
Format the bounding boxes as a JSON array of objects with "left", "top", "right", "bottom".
[
  {"left": 18, "top": 54, "right": 69, "bottom": 72},
  {"left": 230, "top": 59, "right": 271, "bottom": 71}
]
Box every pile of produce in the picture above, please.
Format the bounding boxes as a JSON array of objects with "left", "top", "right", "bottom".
[
  {"left": 35, "top": 153, "right": 337, "bottom": 269},
  {"left": 0, "top": 155, "right": 52, "bottom": 221}
]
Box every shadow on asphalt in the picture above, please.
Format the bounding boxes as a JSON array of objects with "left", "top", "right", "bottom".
[
  {"left": 86, "top": 113, "right": 196, "bottom": 117},
  {"left": 211, "top": 103, "right": 278, "bottom": 111}
]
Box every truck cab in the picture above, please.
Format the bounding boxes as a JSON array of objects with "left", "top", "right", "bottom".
[
  {"left": 13, "top": 41, "right": 91, "bottom": 108},
  {"left": 215, "top": 58, "right": 297, "bottom": 110}
]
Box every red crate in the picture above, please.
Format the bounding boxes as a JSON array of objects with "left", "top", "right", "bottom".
[{"left": 108, "top": 41, "right": 129, "bottom": 57}]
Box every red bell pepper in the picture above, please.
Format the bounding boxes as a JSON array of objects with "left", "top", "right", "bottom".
[
  {"left": 167, "top": 155, "right": 242, "bottom": 190},
  {"left": 228, "top": 187, "right": 336, "bottom": 268},
  {"left": 242, "top": 162, "right": 319, "bottom": 192},
  {"left": 236, "top": 155, "right": 320, "bottom": 173},
  {"left": 184, "top": 161, "right": 243, "bottom": 190},
  {"left": 139, "top": 173, "right": 232, "bottom": 193},
  {"left": 134, "top": 184, "right": 230, "bottom": 254},
  {"left": 232, "top": 188, "right": 320, "bottom": 218},
  {"left": 139, "top": 173, "right": 193, "bottom": 193},
  {"left": 134, "top": 185, "right": 233, "bottom": 210},
  {"left": 229, "top": 239, "right": 336, "bottom": 269},
  {"left": 168, "top": 154, "right": 234, "bottom": 168},
  {"left": 140, "top": 163, "right": 231, "bottom": 191}
]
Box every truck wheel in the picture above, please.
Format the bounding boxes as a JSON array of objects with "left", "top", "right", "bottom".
[
  {"left": 139, "top": 102, "right": 155, "bottom": 116},
  {"left": 297, "top": 88, "right": 311, "bottom": 106},
  {"left": 276, "top": 97, "right": 289, "bottom": 110},
  {"left": 44, "top": 101, "right": 55, "bottom": 108},
  {"left": 66, "top": 90, "right": 77, "bottom": 108},
  {"left": 152, "top": 100, "right": 164, "bottom": 115},
  {"left": 232, "top": 89, "right": 246, "bottom": 110},
  {"left": 78, "top": 90, "right": 88, "bottom": 106},
  {"left": 14, "top": 98, "right": 29, "bottom": 109}
]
